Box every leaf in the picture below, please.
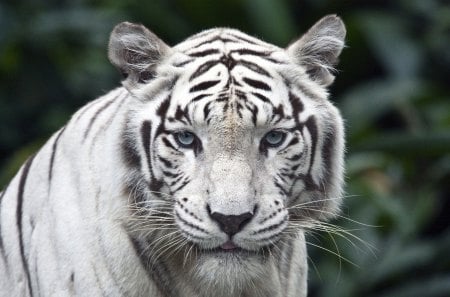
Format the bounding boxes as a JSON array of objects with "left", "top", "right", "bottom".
[
  {"left": 339, "top": 78, "right": 427, "bottom": 138},
  {"left": 354, "top": 12, "right": 423, "bottom": 79},
  {"left": 351, "top": 132, "right": 450, "bottom": 155}
]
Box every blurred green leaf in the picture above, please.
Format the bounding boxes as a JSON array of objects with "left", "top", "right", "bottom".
[
  {"left": 352, "top": 132, "right": 450, "bottom": 155},
  {"left": 355, "top": 12, "right": 423, "bottom": 79},
  {"left": 340, "top": 78, "right": 427, "bottom": 138}
]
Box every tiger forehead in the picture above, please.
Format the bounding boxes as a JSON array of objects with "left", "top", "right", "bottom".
[
  {"left": 166, "top": 81, "right": 294, "bottom": 132},
  {"left": 174, "top": 28, "right": 280, "bottom": 54},
  {"left": 160, "top": 28, "right": 299, "bottom": 136}
]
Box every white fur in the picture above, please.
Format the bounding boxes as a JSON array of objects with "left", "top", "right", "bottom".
[{"left": 0, "top": 15, "right": 346, "bottom": 297}]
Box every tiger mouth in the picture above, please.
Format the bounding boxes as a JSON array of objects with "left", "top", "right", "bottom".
[
  {"left": 198, "top": 240, "right": 271, "bottom": 257},
  {"left": 204, "top": 247, "right": 258, "bottom": 256},
  {"left": 200, "top": 241, "right": 249, "bottom": 254},
  {"left": 220, "top": 240, "right": 240, "bottom": 251}
]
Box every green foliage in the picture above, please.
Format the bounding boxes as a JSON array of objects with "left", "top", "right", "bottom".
[{"left": 0, "top": 0, "right": 449, "bottom": 296}]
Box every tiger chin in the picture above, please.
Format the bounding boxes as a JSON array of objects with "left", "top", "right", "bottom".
[{"left": 0, "top": 14, "right": 346, "bottom": 297}]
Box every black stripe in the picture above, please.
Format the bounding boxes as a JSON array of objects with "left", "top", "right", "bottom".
[
  {"left": 229, "top": 76, "right": 242, "bottom": 87},
  {"left": 227, "top": 33, "right": 260, "bottom": 45},
  {"left": 242, "top": 77, "right": 271, "bottom": 91},
  {"left": 48, "top": 126, "right": 66, "bottom": 185},
  {"left": 289, "top": 92, "right": 304, "bottom": 115},
  {"left": 216, "top": 94, "right": 229, "bottom": 102},
  {"left": 177, "top": 200, "right": 202, "bottom": 222},
  {"left": 251, "top": 105, "right": 258, "bottom": 126},
  {"left": 188, "top": 48, "right": 220, "bottom": 57},
  {"left": 173, "top": 59, "right": 194, "bottom": 67},
  {"left": 235, "top": 89, "right": 246, "bottom": 100},
  {"left": 141, "top": 121, "right": 153, "bottom": 177},
  {"left": 90, "top": 94, "right": 128, "bottom": 146},
  {"left": 253, "top": 229, "right": 284, "bottom": 244},
  {"left": 271, "top": 104, "right": 285, "bottom": 124},
  {"left": 251, "top": 92, "right": 271, "bottom": 103},
  {"left": 238, "top": 59, "right": 271, "bottom": 77},
  {"left": 282, "top": 73, "right": 320, "bottom": 101},
  {"left": 191, "top": 93, "right": 210, "bottom": 103},
  {"left": 157, "top": 96, "right": 171, "bottom": 117},
  {"left": 286, "top": 153, "right": 302, "bottom": 161},
  {"left": 189, "top": 37, "right": 219, "bottom": 49},
  {"left": 203, "top": 101, "right": 212, "bottom": 121},
  {"left": 190, "top": 36, "right": 234, "bottom": 50},
  {"left": 174, "top": 105, "right": 191, "bottom": 125},
  {"left": 158, "top": 156, "right": 175, "bottom": 169},
  {"left": 189, "top": 80, "right": 220, "bottom": 93},
  {"left": 259, "top": 209, "right": 278, "bottom": 225},
  {"left": 83, "top": 95, "right": 118, "bottom": 141},
  {"left": 231, "top": 48, "right": 283, "bottom": 64},
  {"left": 141, "top": 121, "right": 152, "bottom": 153},
  {"left": 0, "top": 185, "right": 9, "bottom": 264},
  {"left": 235, "top": 102, "right": 243, "bottom": 118},
  {"left": 128, "top": 235, "right": 180, "bottom": 297},
  {"left": 285, "top": 137, "right": 300, "bottom": 148},
  {"left": 169, "top": 174, "right": 185, "bottom": 187},
  {"left": 171, "top": 178, "right": 190, "bottom": 194},
  {"left": 276, "top": 173, "right": 287, "bottom": 183},
  {"left": 162, "top": 137, "right": 179, "bottom": 152},
  {"left": 220, "top": 54, "right": 237, "bottom": 70},
  {"left": 321, "top": 122, "right": 336, "bottom": 186},
  {"left": 252, "top": 216, "right": 287, "bottom": 235},
  {"left": 152, "top": 95, "right": 174, "bottom": 193},
  {"left": 141, "top": 121, "right": 164, "bottom": 194},
  {"left": 175, "top": 211, "right": 208, "bottom": 234},
  {"left": 230, "top": 48, "right": 271, "bottom": 57},
  {"left": 305, "top": 116, "right": 318, "bottom": 176},
  {"left": 274, "top": 181, "right": 288, "bottom": 196},
  {"left": 162, "top": 170, "right": 181, "bottom": 179},
  {"left": 297, "top": 174, "right": 320, "bottom": 192},
  {"left": 189, "top": 60, "right": 218, "bottom": 81},
  {"left": 17, "top": 154, "right": 36, "bottom": 296},
  {"left": 154, "top": 96, "right": 171, "bottom": 138},
  {"left": 72, "top": 99, "right": 99, "bottom": 124},
  {"left": 121, "top": 128, "right": 141, "bottom": 169}
]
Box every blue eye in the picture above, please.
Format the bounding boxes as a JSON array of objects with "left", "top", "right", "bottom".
[
  {"left": 263, "top": 131, "right": 286, "bottom": 147},
  {"left": 175, "top": 131, "right": 196, "bottom": 147}
]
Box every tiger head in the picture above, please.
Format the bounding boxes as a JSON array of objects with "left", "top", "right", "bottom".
[{"left": 109, "top": 15, "right": 345, "bottom": 288}]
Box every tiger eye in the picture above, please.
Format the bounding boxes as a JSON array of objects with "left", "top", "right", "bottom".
[
  {"left": 175, "top": 131, "right": 196, "bottom": 147},
  {"left": 262, "top": 130, "right": 286, "bottom": 147}
]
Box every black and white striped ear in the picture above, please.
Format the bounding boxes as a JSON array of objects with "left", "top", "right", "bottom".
[
  {"left": 108, "top": 22, "right": 170, "bottom": 87},
  {"left": 287, "top": 15, "right": 346, "bottom": 86}
]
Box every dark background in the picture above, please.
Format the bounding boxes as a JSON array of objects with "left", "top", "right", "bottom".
[{"left": 1, "top": 0, "right": 449, "bottom": 296}]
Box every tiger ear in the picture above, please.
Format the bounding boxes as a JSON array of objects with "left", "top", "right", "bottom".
[
  {"left": 287, "top": 15, "right": 346, "bottom": 87},
  {"left": 108, "top": 22, "right": 170, "bottom": 87}
]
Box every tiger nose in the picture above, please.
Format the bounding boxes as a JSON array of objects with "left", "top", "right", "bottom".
[{"left": 207, "top": 207, "right": 254, "bottom": 236}]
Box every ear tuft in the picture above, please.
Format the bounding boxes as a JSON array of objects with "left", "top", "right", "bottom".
[
  {"left": 108, "top": 22, "right": 170, "bottom": 86},
  {"left": 287, "top": 15, "right": 346, "bottom": 86}
]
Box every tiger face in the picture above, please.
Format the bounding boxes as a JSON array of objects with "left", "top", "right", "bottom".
[{"left": 110, "top": 15, "right": 345, "bottom": 287}]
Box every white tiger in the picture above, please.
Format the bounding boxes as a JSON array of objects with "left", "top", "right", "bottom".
[{"left": 0, "top": 15, "right": 346, "bottom": 297}]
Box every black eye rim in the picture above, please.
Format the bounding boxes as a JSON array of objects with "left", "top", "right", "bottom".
[
  {"left": 174, "top": 130, "right": 197, "bottom": 148},
  {"left": 262, "top": 130, "right": 287, "bottom": 148}
]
